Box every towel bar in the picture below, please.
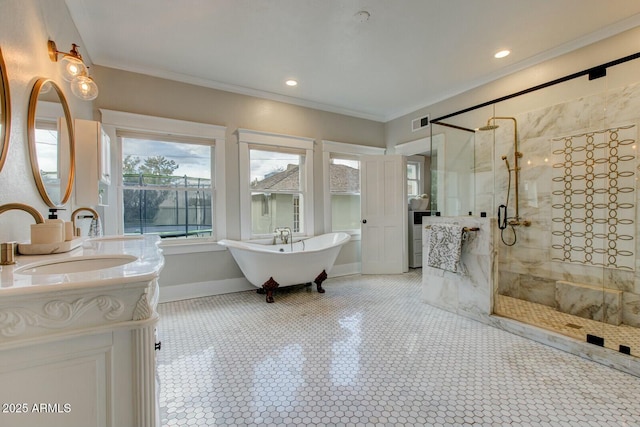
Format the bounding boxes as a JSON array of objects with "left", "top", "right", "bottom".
[{"left": 425, "top": 225, "right": 480, "bottom": 232}]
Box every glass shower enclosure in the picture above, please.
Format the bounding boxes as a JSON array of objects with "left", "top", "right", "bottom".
[{"left": 429, "top": 54, "right": 640, "bottom": 358}]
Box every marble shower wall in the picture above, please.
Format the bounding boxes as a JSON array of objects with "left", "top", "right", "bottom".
[{"left": 483, "top": 81, "right": 640, "bottom": 328}]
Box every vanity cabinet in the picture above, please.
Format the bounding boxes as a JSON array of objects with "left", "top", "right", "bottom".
[
  {"left": 75, "top": 119, "right": 111, "bottom": 206},
  {"left": 0, "top": 236, "right": 163, "bottom": 427}
]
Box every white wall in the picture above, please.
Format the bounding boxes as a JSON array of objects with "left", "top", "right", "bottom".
[{"left": 0, "top": 0, "right": 94, "bottom": 242}]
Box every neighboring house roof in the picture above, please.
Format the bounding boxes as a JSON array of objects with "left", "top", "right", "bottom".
[
  {"left": 329, "top": 164, "right": 360, "bottom": 193},
  {"left": 251, "top": 164, "right": 300, "bottom": 191},
  {"left": 251, "top": 163, "right": 359, "bottom": 192}
]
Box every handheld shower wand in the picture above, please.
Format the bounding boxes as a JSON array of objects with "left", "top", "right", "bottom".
[
  {"left": 478, "top": 117, "right": 531, "bottom": 246},
  {"left": 501, "top": 155, "right": 510, "bottom": 171}
]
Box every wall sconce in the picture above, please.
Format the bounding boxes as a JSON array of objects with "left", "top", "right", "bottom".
[{"left": 47, "top": 40, "right": 99, "bottom": 101}]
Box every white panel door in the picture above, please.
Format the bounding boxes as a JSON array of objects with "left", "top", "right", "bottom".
[{"left": 361, "top": 155, "right": 407, "bottom": 274}]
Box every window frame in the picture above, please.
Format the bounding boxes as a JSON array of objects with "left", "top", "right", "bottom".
[
  {"left": 238, "top": 129, "right": 314, "bottom": 241},
  {"left": 406, "top": 158, "right": 423, "bottom": 200},
  {"left": 100, "top": 109, "right": 227, "bottom": 242},
  {"left": 321, "top": 140, "right": 385, "bottom": 235}
]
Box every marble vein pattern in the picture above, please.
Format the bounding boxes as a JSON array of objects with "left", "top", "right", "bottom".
[
  {"left": 423, "top": 217, "right": 493, "bottom": 319},
  {"left": 555, "top": 280, "right": 622, "bottom": 325},
  {"left": 157, "top": 271, "right": 640, "bottom": 427}
]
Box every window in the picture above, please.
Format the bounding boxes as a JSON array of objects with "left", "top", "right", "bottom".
[
  {"left": 249, "top": 146, "right": 306, "bottom": 235},
  {"left": 329, "top": 155, "right": 361, "bottom": 231},
  {"left": 121, "top": 135, "right": 213, "bottom": 238},
  {"left": 35, "top": 125, "right": 61, "bottom": 202},
  {"left": 407, "top": 160, "right": 421, "bottom": 200},
  {"left": 321, "top": 140, "right": 385, "bottom": 234},
  {"left": 239, "top": 129, "right": 314, "bottom": 240},
  {"left": 100, "top": 109, "right": 227, "bottom": 241}
]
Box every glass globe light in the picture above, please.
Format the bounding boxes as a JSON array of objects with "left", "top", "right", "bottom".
[
  {"left": 71, "top": 75, "right": 99, "bottom": 101},
  {"left": 60, "top": 54, "right": 87, "bottom": 82}
]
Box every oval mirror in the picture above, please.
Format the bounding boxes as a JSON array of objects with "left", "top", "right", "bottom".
[
  {"left": 0, "top": 47, "right": 10, "bottom": 172},
  {"left": 27, "top": 78, "right": 75, "bottom": 207}
]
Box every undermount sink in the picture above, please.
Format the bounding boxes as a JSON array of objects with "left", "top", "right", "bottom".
[
  {"left": 87, "top": 235, "right": 144, "bottom": 242},
  {"left": 14, "top": 255, "right": 138, "bottom": 275}
]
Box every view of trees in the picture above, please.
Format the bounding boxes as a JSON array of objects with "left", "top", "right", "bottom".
[{"left": 123, "top": 155, "right": 179, "bottom": 226}]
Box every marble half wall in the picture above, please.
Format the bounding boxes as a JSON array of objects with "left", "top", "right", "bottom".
[{"left": 422, "top": 216, "right": 495, "bottom": 322}]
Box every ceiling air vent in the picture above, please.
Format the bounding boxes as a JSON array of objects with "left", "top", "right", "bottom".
[{"left": 411, "top": 114, "right": 430, "bottom": 132}]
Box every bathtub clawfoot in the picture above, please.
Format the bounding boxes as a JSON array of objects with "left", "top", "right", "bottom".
[
  {"left": 314, "top": 270, "right": 328, "bottom": 293},
  {"left": 262, "top": 277, "right": 279, "bottom": 303}
]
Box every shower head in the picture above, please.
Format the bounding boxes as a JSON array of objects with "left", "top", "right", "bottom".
[{"left": 478, "top": 124, "right": 500, "bottom": 131}]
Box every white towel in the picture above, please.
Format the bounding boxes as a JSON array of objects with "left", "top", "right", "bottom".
[{"left": 426, "top": 223, "right": 465, "bottom": 273}]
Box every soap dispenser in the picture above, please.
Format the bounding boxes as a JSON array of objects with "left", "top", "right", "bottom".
[
  {"left": 45, "top": 208, "right": 66, "bottom": 242},
  {"left": 47, "top": 208, "right": 61, "bottom": 220},
  {"left": 31, "top": 209, "right": 65, "bottom": 245},
  {"left": 48, "top": 209, "right": 74, "bottom": 241}
]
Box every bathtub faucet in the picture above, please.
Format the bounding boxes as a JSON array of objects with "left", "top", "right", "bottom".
[{"left": 274, "top": 227, "right": 292, "bottom": 245}]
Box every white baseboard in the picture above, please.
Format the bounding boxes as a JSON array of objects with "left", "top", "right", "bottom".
[
  {"left": 329, "top": 262, "right": 361, "bottom": 278},
  {"left": 159, "top": 277, "right": 255, "bottom": 303}
]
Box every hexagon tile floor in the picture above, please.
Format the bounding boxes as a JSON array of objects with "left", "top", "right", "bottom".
[{"left": 157, "top": 271, "right": 640, "bottom": 427}]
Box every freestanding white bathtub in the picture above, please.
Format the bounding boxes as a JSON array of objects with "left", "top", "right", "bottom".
[{"left": 218, "top": 232, "right": 351, "bottom": 303}]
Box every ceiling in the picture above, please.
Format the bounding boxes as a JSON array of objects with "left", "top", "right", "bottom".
[{"left": 64, "top": 0, "right": 640, "bottom": 122}]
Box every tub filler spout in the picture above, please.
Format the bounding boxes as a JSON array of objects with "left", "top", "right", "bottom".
[{"left": 218, "top": 232, "right": 350, "bottom": 303}]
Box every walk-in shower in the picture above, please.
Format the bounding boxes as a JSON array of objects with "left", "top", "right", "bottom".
[
  {"left": 478, "top": 116, "right": 530, "bottom": 246},
  {"left": 424, "top": 50, "right": 640, "bottom": 368}
]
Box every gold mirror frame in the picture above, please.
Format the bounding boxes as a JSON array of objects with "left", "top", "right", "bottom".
[
  {"left": 27, "top": 78, "right": 75, "bottom": 207},
  {"left": 0, "top": 47, "right": 11, "bottom": 172}
]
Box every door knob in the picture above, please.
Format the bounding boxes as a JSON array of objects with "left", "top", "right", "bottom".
[{"left": 362, "top": 219, "right": 367, "bottom": 224}]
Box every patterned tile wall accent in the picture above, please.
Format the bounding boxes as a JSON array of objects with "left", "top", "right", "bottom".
[{"left": 551, "top": 124, "right": 637, "bottom": 271}]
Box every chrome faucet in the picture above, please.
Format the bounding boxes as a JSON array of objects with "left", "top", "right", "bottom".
[{"left": 273, "top": 227, "right": 291, "bottom": 245}]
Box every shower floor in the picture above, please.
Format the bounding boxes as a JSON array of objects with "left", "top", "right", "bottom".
[{"left": 495, "top": 294, "right": 640, "bottom": 357}]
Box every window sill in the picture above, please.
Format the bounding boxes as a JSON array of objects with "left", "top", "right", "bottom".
[
  {"left": 158, "top": 230, "right": 361, "bottom": 256},
  {"left": 335, "top": 230, "right": 361, "bottom": 240},
  {"left": 160, "top": 238, "right": 227, "bottom": 255}
]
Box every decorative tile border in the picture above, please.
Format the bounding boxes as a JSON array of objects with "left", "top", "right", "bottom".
[{"left": 551, "top": 124, "right": 637, "bottom": 271}]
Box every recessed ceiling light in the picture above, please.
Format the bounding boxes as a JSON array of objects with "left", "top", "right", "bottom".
[
  {"left": 285, "top": 79, "right": 298, "bottom": 87},
  {"left": 354, "top": 10, "right": 370, "bottom": 23},
  {"left": 494, "top": 50, "right": 510, "bottom": 59}
]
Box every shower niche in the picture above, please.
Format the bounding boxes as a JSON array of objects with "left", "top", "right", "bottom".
[{"left": 428, "top": 54, "right": 640, "bottom": 362}]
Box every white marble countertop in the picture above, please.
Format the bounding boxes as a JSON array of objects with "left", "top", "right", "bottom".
[{"left": 0, "top": 235, "right": 164, "bottom": 297}]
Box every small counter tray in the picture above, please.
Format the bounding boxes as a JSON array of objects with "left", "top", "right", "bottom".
[{"left": 18, "top": 238, "right": 83, "bottom": 255}]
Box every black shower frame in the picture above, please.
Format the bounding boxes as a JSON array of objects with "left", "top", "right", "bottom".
[{"left": 430, "top": 51, "right": 640, "bottom": 133}]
